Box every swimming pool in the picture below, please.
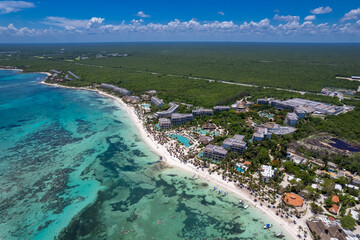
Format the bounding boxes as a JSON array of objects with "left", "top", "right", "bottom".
[
  {"left": 142, "top": 104, "right": 150, "bottom": 108},
  {"left": 259, "top": 112, "right": 274, "bottom": 118},
  {"left": 169, "top": 134, "right": 192, "bottom": 147},
  {"left": 236, "top": 167, "right": 245, "bottom": 173},
  {"left": 196, "top": 128, "right": 218, "bottom": 136}
]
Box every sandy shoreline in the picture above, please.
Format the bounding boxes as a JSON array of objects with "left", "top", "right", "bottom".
[{"left": 38, "top": 80, "right": 303, "bottom": 239}]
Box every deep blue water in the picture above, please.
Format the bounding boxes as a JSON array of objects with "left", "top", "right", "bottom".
[
  {"left": 0, "top": 70, "right": 289, "bottom": 240},
  {"left": 329, "top": 138, "right": 360, "bottom": 152}
]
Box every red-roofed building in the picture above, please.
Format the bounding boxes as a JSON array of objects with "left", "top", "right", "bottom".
[
  {"left": 282, "top": 193, "right": 304, "bottom": 207},
  {"left": 332, "top": 195, "right": 340, "bottom": 203},
  {"left": 329, "top": 204, "right": 339, "bottom": 214},
  {"left": 243, "top": 161, "right": 251, "bottom": 166}
]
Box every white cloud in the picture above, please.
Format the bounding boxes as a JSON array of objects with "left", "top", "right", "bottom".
[
  {"left": 44, "top": 17, "right": 104, "bottom": 30},
  {"left": 136, "top": 11, "right": 150, "bottom": 18},
  {"left": 218, "top": 11, "right": 224, "bottom": 16},
  {"left": 310, "top": 6, "right": 332, "bottom": 15},
  {"left": 0, "top": 23, "right": 37, "bottom": 36},
  {"left": 0, "top": 1, "right": 34, "bottom": 14},
  {"left": 273, "top": 14, "right": 300, "bottom": 23},
  {"left": 341, "top": 8, "right": 360, "bottom": 21},
  {"left": 304, "top": 15, "right": 316, "bottom": 21},
  {"left": 2, "top": 16, "right": 360, "bottom": 41}
]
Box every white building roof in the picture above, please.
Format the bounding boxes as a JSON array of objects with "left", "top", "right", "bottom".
[
  {"left": 261, "top": 165, "right": 275, "bottom": 178},
  {"left": 335, "top": 184, "right": 343, "bottom": 191}
]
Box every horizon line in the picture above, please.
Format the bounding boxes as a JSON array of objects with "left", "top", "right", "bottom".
[{"left": 1, "top": 41, "right": 360, "bottom": 45}]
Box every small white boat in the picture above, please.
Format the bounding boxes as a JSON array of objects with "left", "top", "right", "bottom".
[
  {"left": 223, "top": 192, "right": 228, "bottom": 196},
  {"left": 264, "top": 224, "right": 272, "bottom": 229},
  {"left": 244, "top": 204, "right": 249, "bottom": 209},
  {"left": 275, "top": 232, "right": 284, "bottom": 238},
  {"left": 238, "top": 200, "right": 243, "bottom": 204}
]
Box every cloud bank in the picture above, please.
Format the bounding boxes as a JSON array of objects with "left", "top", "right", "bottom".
[
  {"left": 0, "top": 1, "right": 34, "bottom": 14},
  {"left": 310, "top": 6, "right": 332, "bottom": 15}
]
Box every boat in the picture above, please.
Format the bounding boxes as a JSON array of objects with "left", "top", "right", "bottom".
[
  {"left": 264, "top": 224, "right": 272, "bottom": 229},
  {"left": 275, "top": 232, "right": 284, "bottom": 238},
  {"left": 244, "top": 204, "right": 249, "bottom": 209},
  {"left": 238, "top": 200, "right": 243, "bottom": 204},
  {"left": 218, "top": 190, "right": 222, "bottom": 194},
  {"left": 223, "top": 192, "right": 228, "bottom": 196},
  {"left": 213, "top": 187, "right": 217, "bottom": 191}
]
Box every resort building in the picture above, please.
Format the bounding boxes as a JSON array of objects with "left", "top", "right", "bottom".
[
  {"left": 271, "top": 98, "right": 350, "bottom": 115},
  {"left": 68, "top": 71, "right": 80, "bottom": 80},
  {"left": 203, "top": 144, "right": 228, "bottom": 161},
  {"left": 155, "top": 102, "right": 179, "bottom": 118},
  {"left": 285, "top": 112, "right": 299, "bottom": 126},
  {"left": 252, "top": 127, "right": 272, "bottom": 142},
  {"left": 192, "top": 108, "right": 213, "bottom": 116},
  {"left": 307, "top": 216, "right": 357, "bottom": 240},
  {"left": 222, "top": 134, "right": 247, "bottom": 154},
  {"left": 213, "top": 106, "right": 230, "bottom": 112},
  {"left": 351, "top": 210, "right": 359, "bottom": 221},
  {"left": 158, "top": 118, "right": 172, "bottom": 130},
  {"left": 231, "top": 100, "right": 248, "bottom": 112},
  {"left": 199, "top": 135, "right": 212, "bottom": 145},
  {"left": 151, "top": 96, "right": 164, "bottom": 107},
  {"left": 289, "top": 154, "right": 307, "bottom": 165},
  {"left": 147, "top": 90, "right": 157, "bottom": 94},
  {"left": 271, "top": 99, "right": 295, "bottom": 111},
  {"left": 124, "top": 95, "right": 140, "bottom": 103},
  {"left": 295, "top": 107, "right": 306, "bottom": 119},
  {"left": 345, "top": 184, "right": 359, "bottom": 190},
  {"left": 100, "top": 83, "right": 130, "bottom": 95},
  {"left": 260, "top": 122, "right": 296, "bottom": 135},
  {"left": 171, "top": 113, "right": 194, "bottom": 125},
  {"left": 260, "top": 165, "right": 275, "bottom": 183},
  {"left": 335, "top": 184, "right": 343, "bottom": 191},
  {"left": 332, "top": 195, "right": 340, "bottom": 204},
  {"left": 257, "top": 98, "right": 270, "bottom": 105},
  {"left": 282, "top": 193, "right": 304, "bottom": 207},
  {"left": 329, "top": 204, "right": 339, "bottom": 215},
  {"left": 202, "top": 122, "right": 217, "bottom": 130}
]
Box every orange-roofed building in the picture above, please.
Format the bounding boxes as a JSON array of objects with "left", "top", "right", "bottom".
[
  {"left": 332, "top": 195, "right": 340, "bottom": 203},
  {"left": 243, "top": 161, "right": 251, "bottom": 166},
  {"left": 329, "top": 204, "right": 338, "bottom": 214},
  {"left": 282, "top": 193, "right": 304, "bottom": 207}
]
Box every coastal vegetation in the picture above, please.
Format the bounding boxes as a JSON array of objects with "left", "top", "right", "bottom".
[{"left": 1, "top": 43, "right": 360, "bottom": 92}]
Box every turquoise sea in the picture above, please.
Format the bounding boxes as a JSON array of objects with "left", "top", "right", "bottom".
[{"left": 0, "top": 70, "right": 290, "bottom": 240}]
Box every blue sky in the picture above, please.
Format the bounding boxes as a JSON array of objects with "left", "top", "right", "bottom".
[{"left": 1, "top": 0, "right": 360, "bottom": 42}]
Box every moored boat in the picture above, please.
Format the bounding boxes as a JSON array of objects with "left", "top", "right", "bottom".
[
  {"left": 275, "top": 232, "right": 284, "bottom": 238},
  {"left": 244, "top": 204, "right": 249, "bottom": 209},
  {"left": 263, "top": 224, "right": 272, "bottom": 229}
]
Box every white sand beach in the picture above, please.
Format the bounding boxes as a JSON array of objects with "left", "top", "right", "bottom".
[{"left": 39, "top": 79, "right": 308, "bottom": 240}]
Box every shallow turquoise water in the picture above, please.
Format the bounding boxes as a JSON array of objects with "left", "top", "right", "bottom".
[
  {"left": 169, "top": 134, "right": 192, "bottom": 147},
  {"left": 196, "top": 127, "right": 218, "bottom": 136},
  {"left": 0, "top": 70, "right": 290, "bottom": 240}
]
